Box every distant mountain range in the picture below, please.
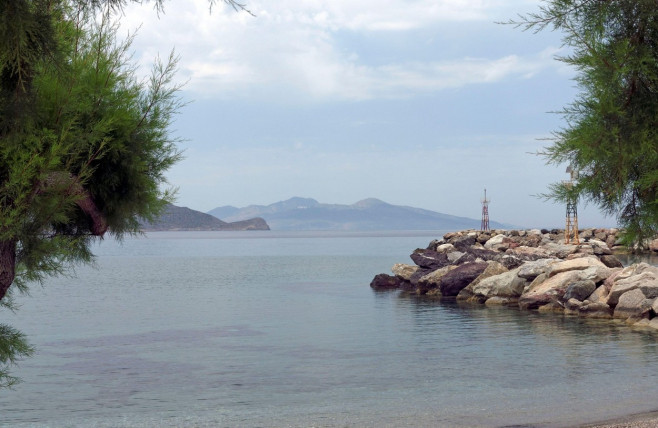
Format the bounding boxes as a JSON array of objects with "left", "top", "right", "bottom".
[
  {"left": 142, "top": 204, "right": 269, "bottom": 231},
  {"left": 208, "top": 197, "right": 512, "bottom": 231}
]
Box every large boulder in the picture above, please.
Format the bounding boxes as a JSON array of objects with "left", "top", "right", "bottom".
[
  {"left": 370, "top": 274, "right": 401, "bottom": 290},
  {"left": 608, "top": 264, "right": 658, "bottom": 306},
  {"left": 542, "top": 242, "right": 578, "bottom": 259},
  {"left": 578, "top": 301, "right": 613, "bottom": 318},
  {"left": 599, "top": 254, "right": 624, "bottom": 268},
  {"left": 457, "top": 261, "right": 508, "bottom": 302},
  {"left": 484, "top": 234, "right": 510, "bottom": 251},
  {"left": 518, "top": 270, "right": 582, "bottom": 310},
  {"left": 452, "top": 235, "right": 476, "bottom": 252},
  {"left": 588, "top": 238, "right": 613, "bottom": 255},
  {"left": 585, "top": 285, "right": 609, "bottom": 304},
  {"left": 439, "top": 262, "right": 488, "bottom": 297},
  {"left": 547, "top": 256, "right": 607, "bottom": 277},
  {"left": 392, "top": 263, "right": 417, "bottom": 281},
  {"left": 613, "top": 289, "right": 654, "bottom": 321},
  {"left": 418, "top": 265, "right": 456, "bottom": 289},
  {"left": 563, "top": 279, "right": 597, "bottom": 302},
  {"left": 410, "top": 249, "right": 450, "bottom": 270},
  {"left": 506, "top": 246, "right": 553, "bottom": 261},
  {"left": 517, "top": 258, "right": 558, "bottom": 280},
  {"left": 436, "top": 243, "right": 456, "bottom": 254},
  {"left": 409, "top": 268, "right": 436, "bottom": 286},
  {"left": 471, "top": 267, "right": 528, "bottom": 301}
]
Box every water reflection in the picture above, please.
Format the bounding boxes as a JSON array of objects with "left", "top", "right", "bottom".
[{"left": 616, "top": 252, "right": 658, "bottom": 266}]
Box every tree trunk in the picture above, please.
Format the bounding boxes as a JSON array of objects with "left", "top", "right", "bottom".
[{"left": 0, "top": 240, "right": 16, "bottom": 301}]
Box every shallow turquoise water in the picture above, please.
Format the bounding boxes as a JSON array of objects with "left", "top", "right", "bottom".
[{"left": 2, "top": 231, "right": 658, "bottom": 427}]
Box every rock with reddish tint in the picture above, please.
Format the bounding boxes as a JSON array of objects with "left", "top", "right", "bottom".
[
  {"left": 452, "top": 235, "right": 477, "bottom": 252},
  {"left": 370, "top": 274, "right": 402, "bottom": 290},
  {"left": 410, "top": 249, "right": 449, "bottom": 270},
  {"left": 439, "top": 262, "right": 488, "bottom": 297}
]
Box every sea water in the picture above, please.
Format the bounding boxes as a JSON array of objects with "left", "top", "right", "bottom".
[{"left": 2, "top": 231, "right": 658, "bottom": 428}]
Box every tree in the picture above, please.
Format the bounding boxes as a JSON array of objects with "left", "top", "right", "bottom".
[
  {"left": 0, "top": 0, "right": 252, "bottom": 388},
  {"left": 510, "top": 0, "right": 658, "bottom": 247},
  {"left": 1, "top": 0, "right": 252, "bottom": 388},
  {"left": 0, "top": 0, "right": 185, "bottom": 387}
]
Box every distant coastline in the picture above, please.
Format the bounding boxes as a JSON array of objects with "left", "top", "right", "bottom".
[{"left": 141, "top": 204, "right": 269, "bottom": 231}]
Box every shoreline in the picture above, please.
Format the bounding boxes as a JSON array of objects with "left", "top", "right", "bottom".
[{"left": 576, "top": 410, "right": 658, "bottom": 427}]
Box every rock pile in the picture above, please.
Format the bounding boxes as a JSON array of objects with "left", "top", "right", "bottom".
[{"left": 371, "top": 228, "right": 658, "bottom": 330}]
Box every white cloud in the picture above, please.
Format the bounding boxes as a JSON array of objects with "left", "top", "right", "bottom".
[{"left": 117, "top": 0, "right": 561, "bottom": 101}]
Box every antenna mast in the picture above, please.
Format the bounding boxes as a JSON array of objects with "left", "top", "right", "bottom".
[
  {"left": 564, "top": 166, "right": 580, "bottom": 244},
  {"left": 481, "top": 188, "right": 490, "bottom": 232}
]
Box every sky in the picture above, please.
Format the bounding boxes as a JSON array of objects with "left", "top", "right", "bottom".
[{"left": 119, "top": 0, "right": 617, "bottom": 229}]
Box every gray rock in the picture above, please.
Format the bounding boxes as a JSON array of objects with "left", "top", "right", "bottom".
[
  {"left": 517, "top": 258, "right": 558, "bottom": 280},
  {"left": 563, "top": 279, "right": 597, "bottom": 302},
  {"left": 457, "top": 261, "right": 508, "bottom": 301},
  {"left": 613, "top": 289, "right": 653, "bottom": 320},
  {"left": 472, "top": 267, "right": 527, "bottom": 300},
  {"left": 588, "top": 238, "right": 612, "bottom": 255},
  {"left": 547, "top": 256, "right": 607, "bottom": 277},
  {"left": 608, "top": 267, "right": 658, "bottom": 306},
  {"left": 485, "top": 296, "right": 517, "bottom": 306},
  {"left": 579, "top": 302, "right": 612, "bottom": 318},
  {"left": 599, "top": 254, "right": 624, "bottom": 268},
  {"left": 542, "top": 242, "right": 578, "bottom": 258},
  {"left": 638, "top": 277, "right": 658, "bottom": 299},
  {"left": 519, "top": 270, "right": 581, "bottom": 310},
  {"left": 447, "top": 251, "right": 465, "bottom": 263}
]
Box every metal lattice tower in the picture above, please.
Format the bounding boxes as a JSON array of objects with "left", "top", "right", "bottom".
[
  {"left": 481, "top": 188, "right": 490, "bottom": 232},
  {"left": 564, "top": 166, "right": 580, "bottom": 244}
]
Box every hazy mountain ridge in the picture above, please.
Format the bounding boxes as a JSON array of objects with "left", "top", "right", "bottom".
[
  {"left": 142, "top": 204, "right": 269, "bottom": 231},
  {"left": 208, "top": 197, "right": 512, "bottom": 231}
]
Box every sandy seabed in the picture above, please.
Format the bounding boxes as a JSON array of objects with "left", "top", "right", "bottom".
[{"left": 578, "top": 410, "right": 658, "bottom": 428}]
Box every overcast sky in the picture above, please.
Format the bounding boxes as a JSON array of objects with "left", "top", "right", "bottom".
[{"left": 120, "top": 0, "right": 616, "bottom": 229}]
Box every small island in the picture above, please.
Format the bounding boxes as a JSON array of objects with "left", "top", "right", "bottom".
[
  {"left": 372, "top": 228, "right": 658, "bottom": 331},
  {"left": 141, "top": 204, "right": 270, "bottom": 231}
]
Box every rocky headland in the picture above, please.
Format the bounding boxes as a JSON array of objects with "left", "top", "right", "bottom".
[
  {"left": 371, "top": 228, "right": 658, "bottom": 331},
  {"left": 141, "top": 204, "right": 270, "bottom": 231}
]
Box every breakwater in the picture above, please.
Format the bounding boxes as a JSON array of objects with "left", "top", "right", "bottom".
[{"left": 371, "top": 228, "right": 658, "bottom": 330}]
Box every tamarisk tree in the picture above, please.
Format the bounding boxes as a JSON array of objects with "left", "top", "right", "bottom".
[
  {"left": 511, "top": 0, "right": 658, "bottom": 246},
  {"left": 0, "top": 1, "right": 185, "bottom": 387}
]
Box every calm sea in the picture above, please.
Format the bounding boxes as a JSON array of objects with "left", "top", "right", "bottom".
[{"left": 2, "top": 231, "right": 658, "bottom": 428}]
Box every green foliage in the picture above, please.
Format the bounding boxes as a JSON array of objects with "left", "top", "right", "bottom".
[
  {"left": 511, "top": 0, "right": 658, "bottom": 247},
  {"left": 0, "top": 324, "right": 34, "bottom": 389},
  {"left": 0, "top": 1, "right": 184, "bottom": 386}
]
